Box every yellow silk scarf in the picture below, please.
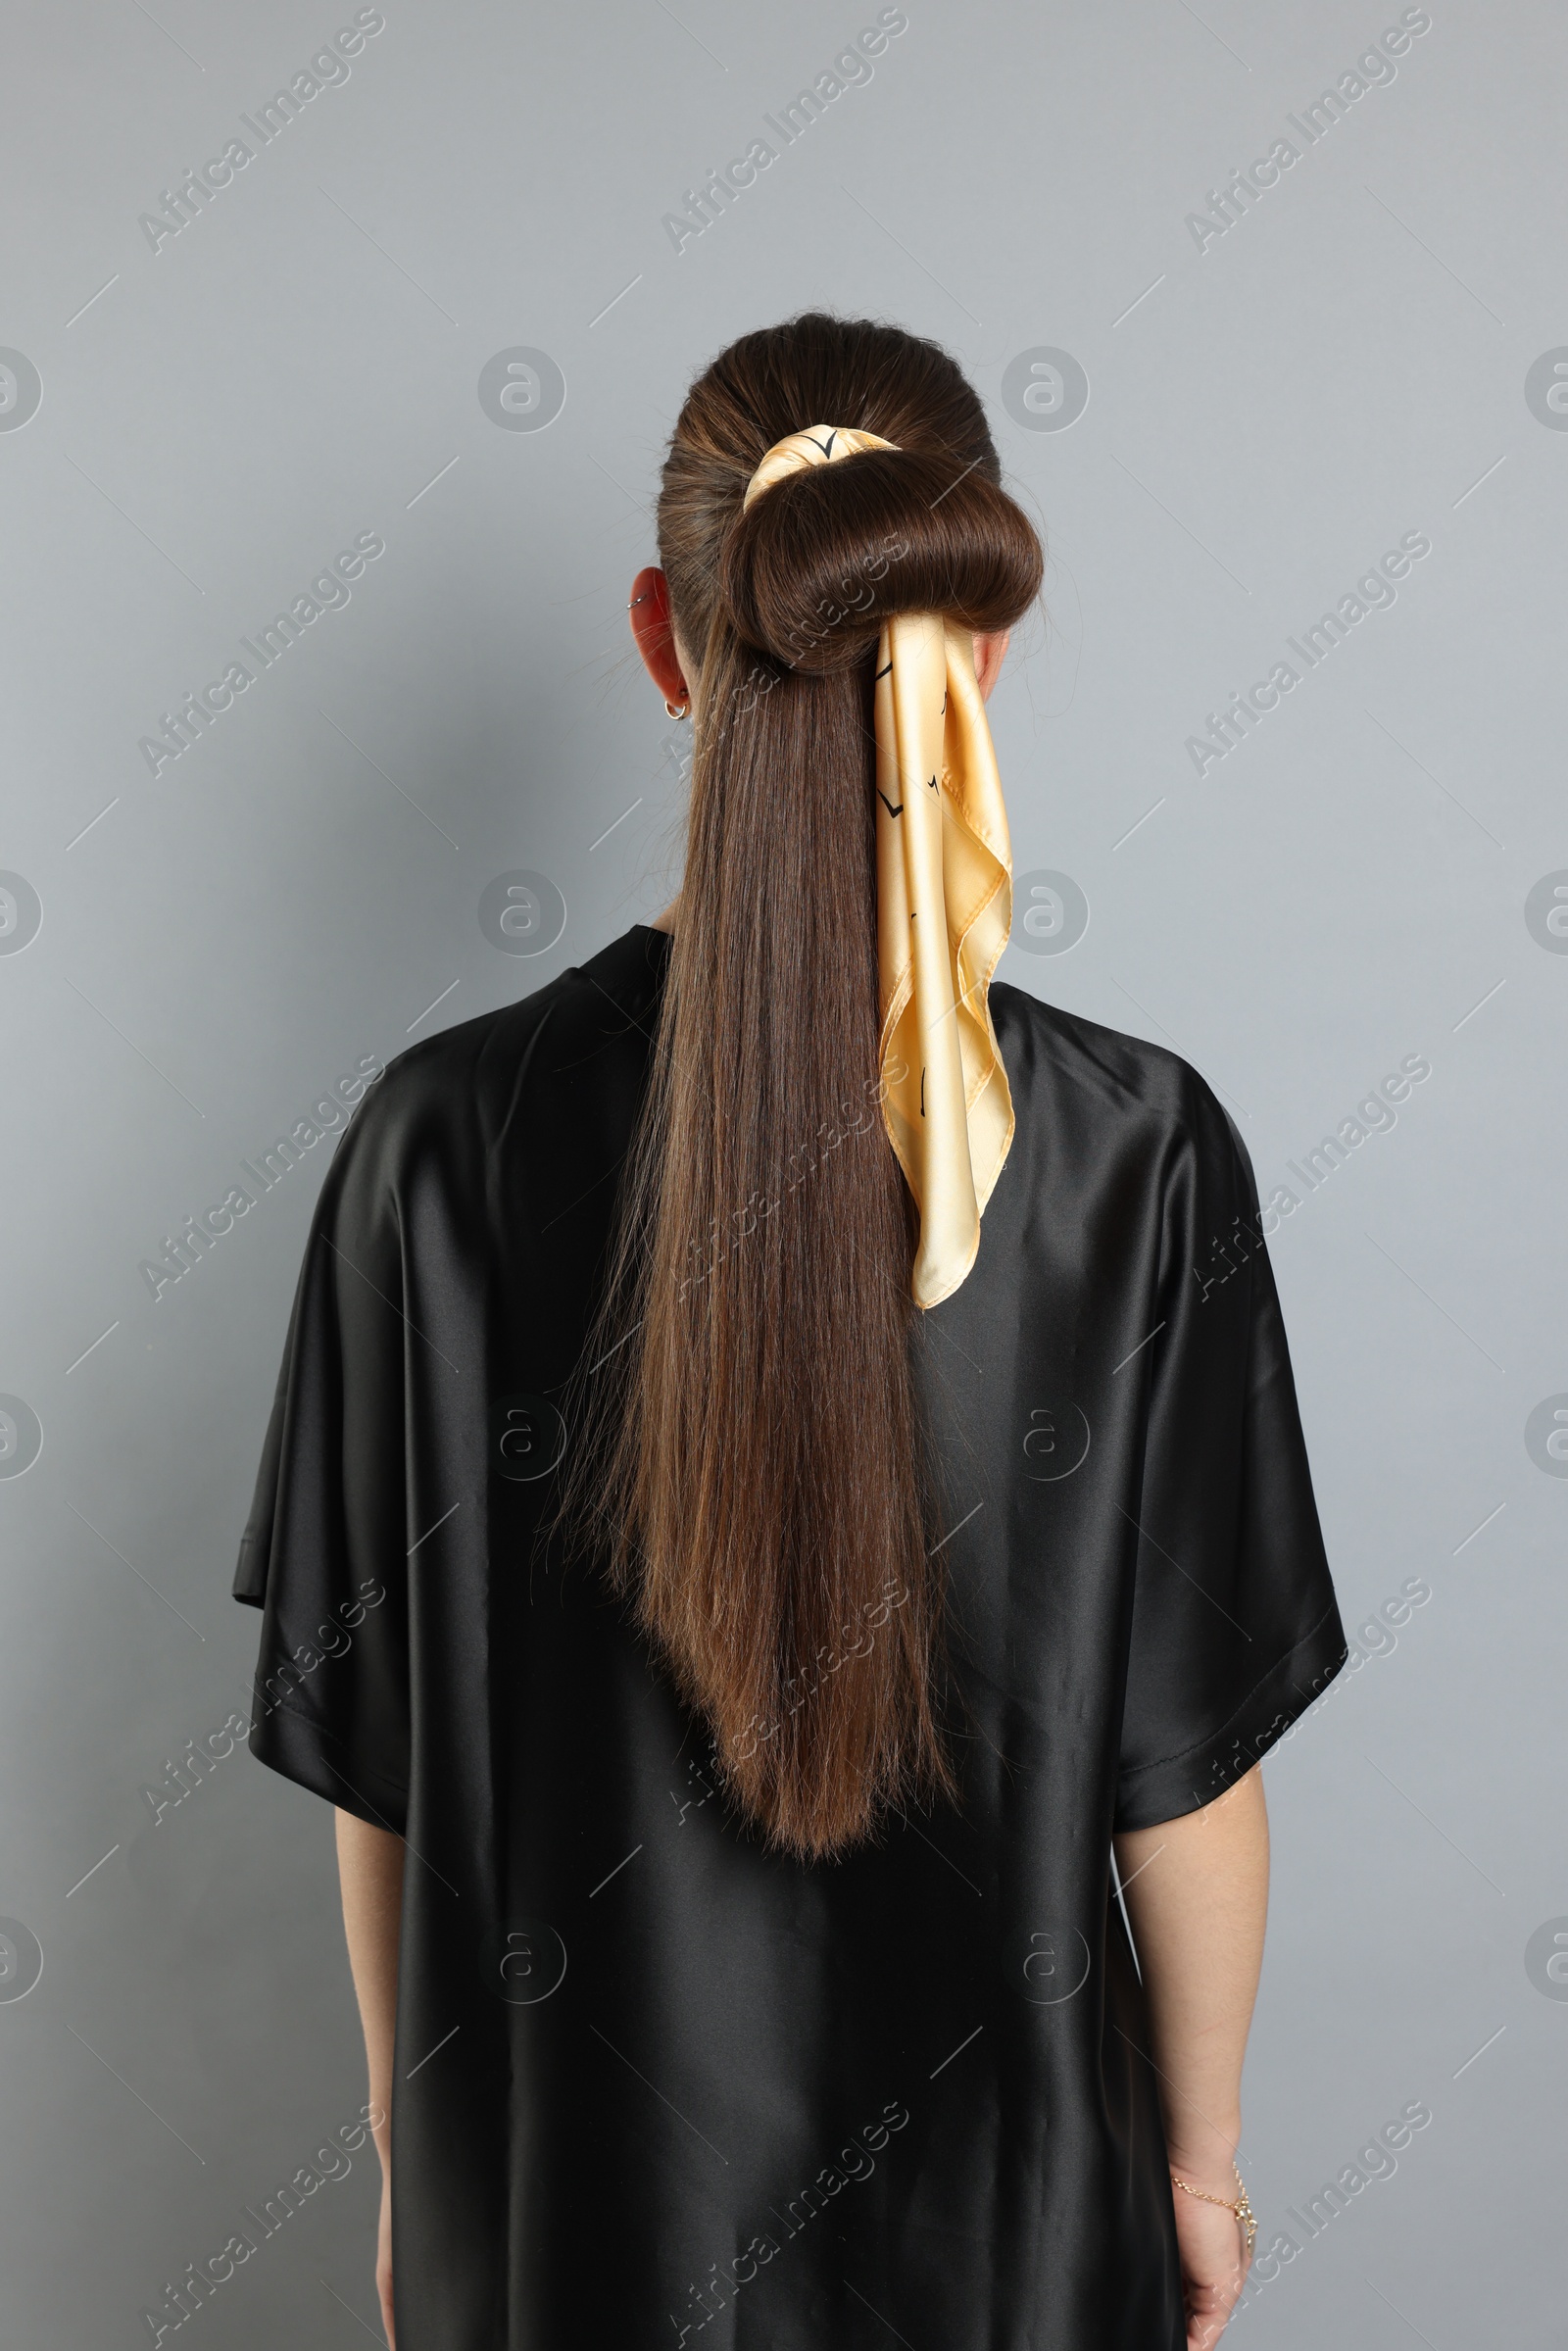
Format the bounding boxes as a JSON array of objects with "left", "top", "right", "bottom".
[{"left": 742, "top": 427, "right": 1015, "bottom": 1309}]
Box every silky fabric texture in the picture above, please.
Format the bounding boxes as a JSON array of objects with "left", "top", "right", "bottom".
[
  {"left": 742, "top": 425, "right": 1013, "bottom": 1307},
  {"left": 874, "top": 613, "right": 1014, "bottom": 1306},
  {"left": 234, "top": 925, "right": 1347, "bottom": 2351}
]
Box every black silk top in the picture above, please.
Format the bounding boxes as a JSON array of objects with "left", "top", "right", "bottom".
[{"left": 234, "top": 923, "right": 1346, "bottom": 2351}]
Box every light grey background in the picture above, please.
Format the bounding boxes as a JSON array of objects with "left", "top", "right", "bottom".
[{"left": 2, "top": 0, "right": 1562, "bottom": 2341}]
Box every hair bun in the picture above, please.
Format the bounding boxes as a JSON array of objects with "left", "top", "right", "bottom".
[{"left": 717, "top": 446, "right": 1041, "bottom": 676}]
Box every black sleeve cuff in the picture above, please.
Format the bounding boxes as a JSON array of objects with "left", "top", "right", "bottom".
[
  {"left": 245, "top": 1687, "right": 409, "bottom": 1837},
  {"left": 1114, "top": 1599, "right": 1348, "bottom": 1832}
]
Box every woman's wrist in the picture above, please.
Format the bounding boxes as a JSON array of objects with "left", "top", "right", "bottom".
[{"left": 1164, "top": 2112, "right": 1243, "bottom": 2189}]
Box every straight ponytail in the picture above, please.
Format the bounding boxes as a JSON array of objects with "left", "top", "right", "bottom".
[{"left": 564, "top": 316, "right": 1043, "bottom": 1859}]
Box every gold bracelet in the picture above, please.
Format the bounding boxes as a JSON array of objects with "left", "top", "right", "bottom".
[{"left": 1168, "top": 2162, "right": 1257, "bottom": 2255}]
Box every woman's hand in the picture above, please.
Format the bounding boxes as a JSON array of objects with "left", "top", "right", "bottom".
[
  {"left": 375, "top": 2159, "right": 395, "bottom": 2346},
  {"left": 1169, "top": 2158, "right": 1251, "bottom": 2349}
]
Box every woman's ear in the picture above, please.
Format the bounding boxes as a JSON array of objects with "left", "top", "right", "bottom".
[
  {"left": 629, "top": 567, "right": 691, "bottom": 710},
  {"left": 973, "top": 628, "right": 1010, "bottom": 704}
]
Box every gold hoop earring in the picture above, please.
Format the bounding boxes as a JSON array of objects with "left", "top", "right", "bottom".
[{"left": 664, "top": 698, "right": 690, "bottom": 720}]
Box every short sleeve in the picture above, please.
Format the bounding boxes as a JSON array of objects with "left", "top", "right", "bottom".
[
  {"left": 1115, "top": 1078, "right": 1347, "bottom": 1830},
  {"left": 231, "top": 1088, "right": 411, "bottom": 1835}
]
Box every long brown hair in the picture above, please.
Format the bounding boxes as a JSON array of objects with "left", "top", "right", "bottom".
[{"left": 567, "top": 316, "right": 1042, "bottom": 1859}]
